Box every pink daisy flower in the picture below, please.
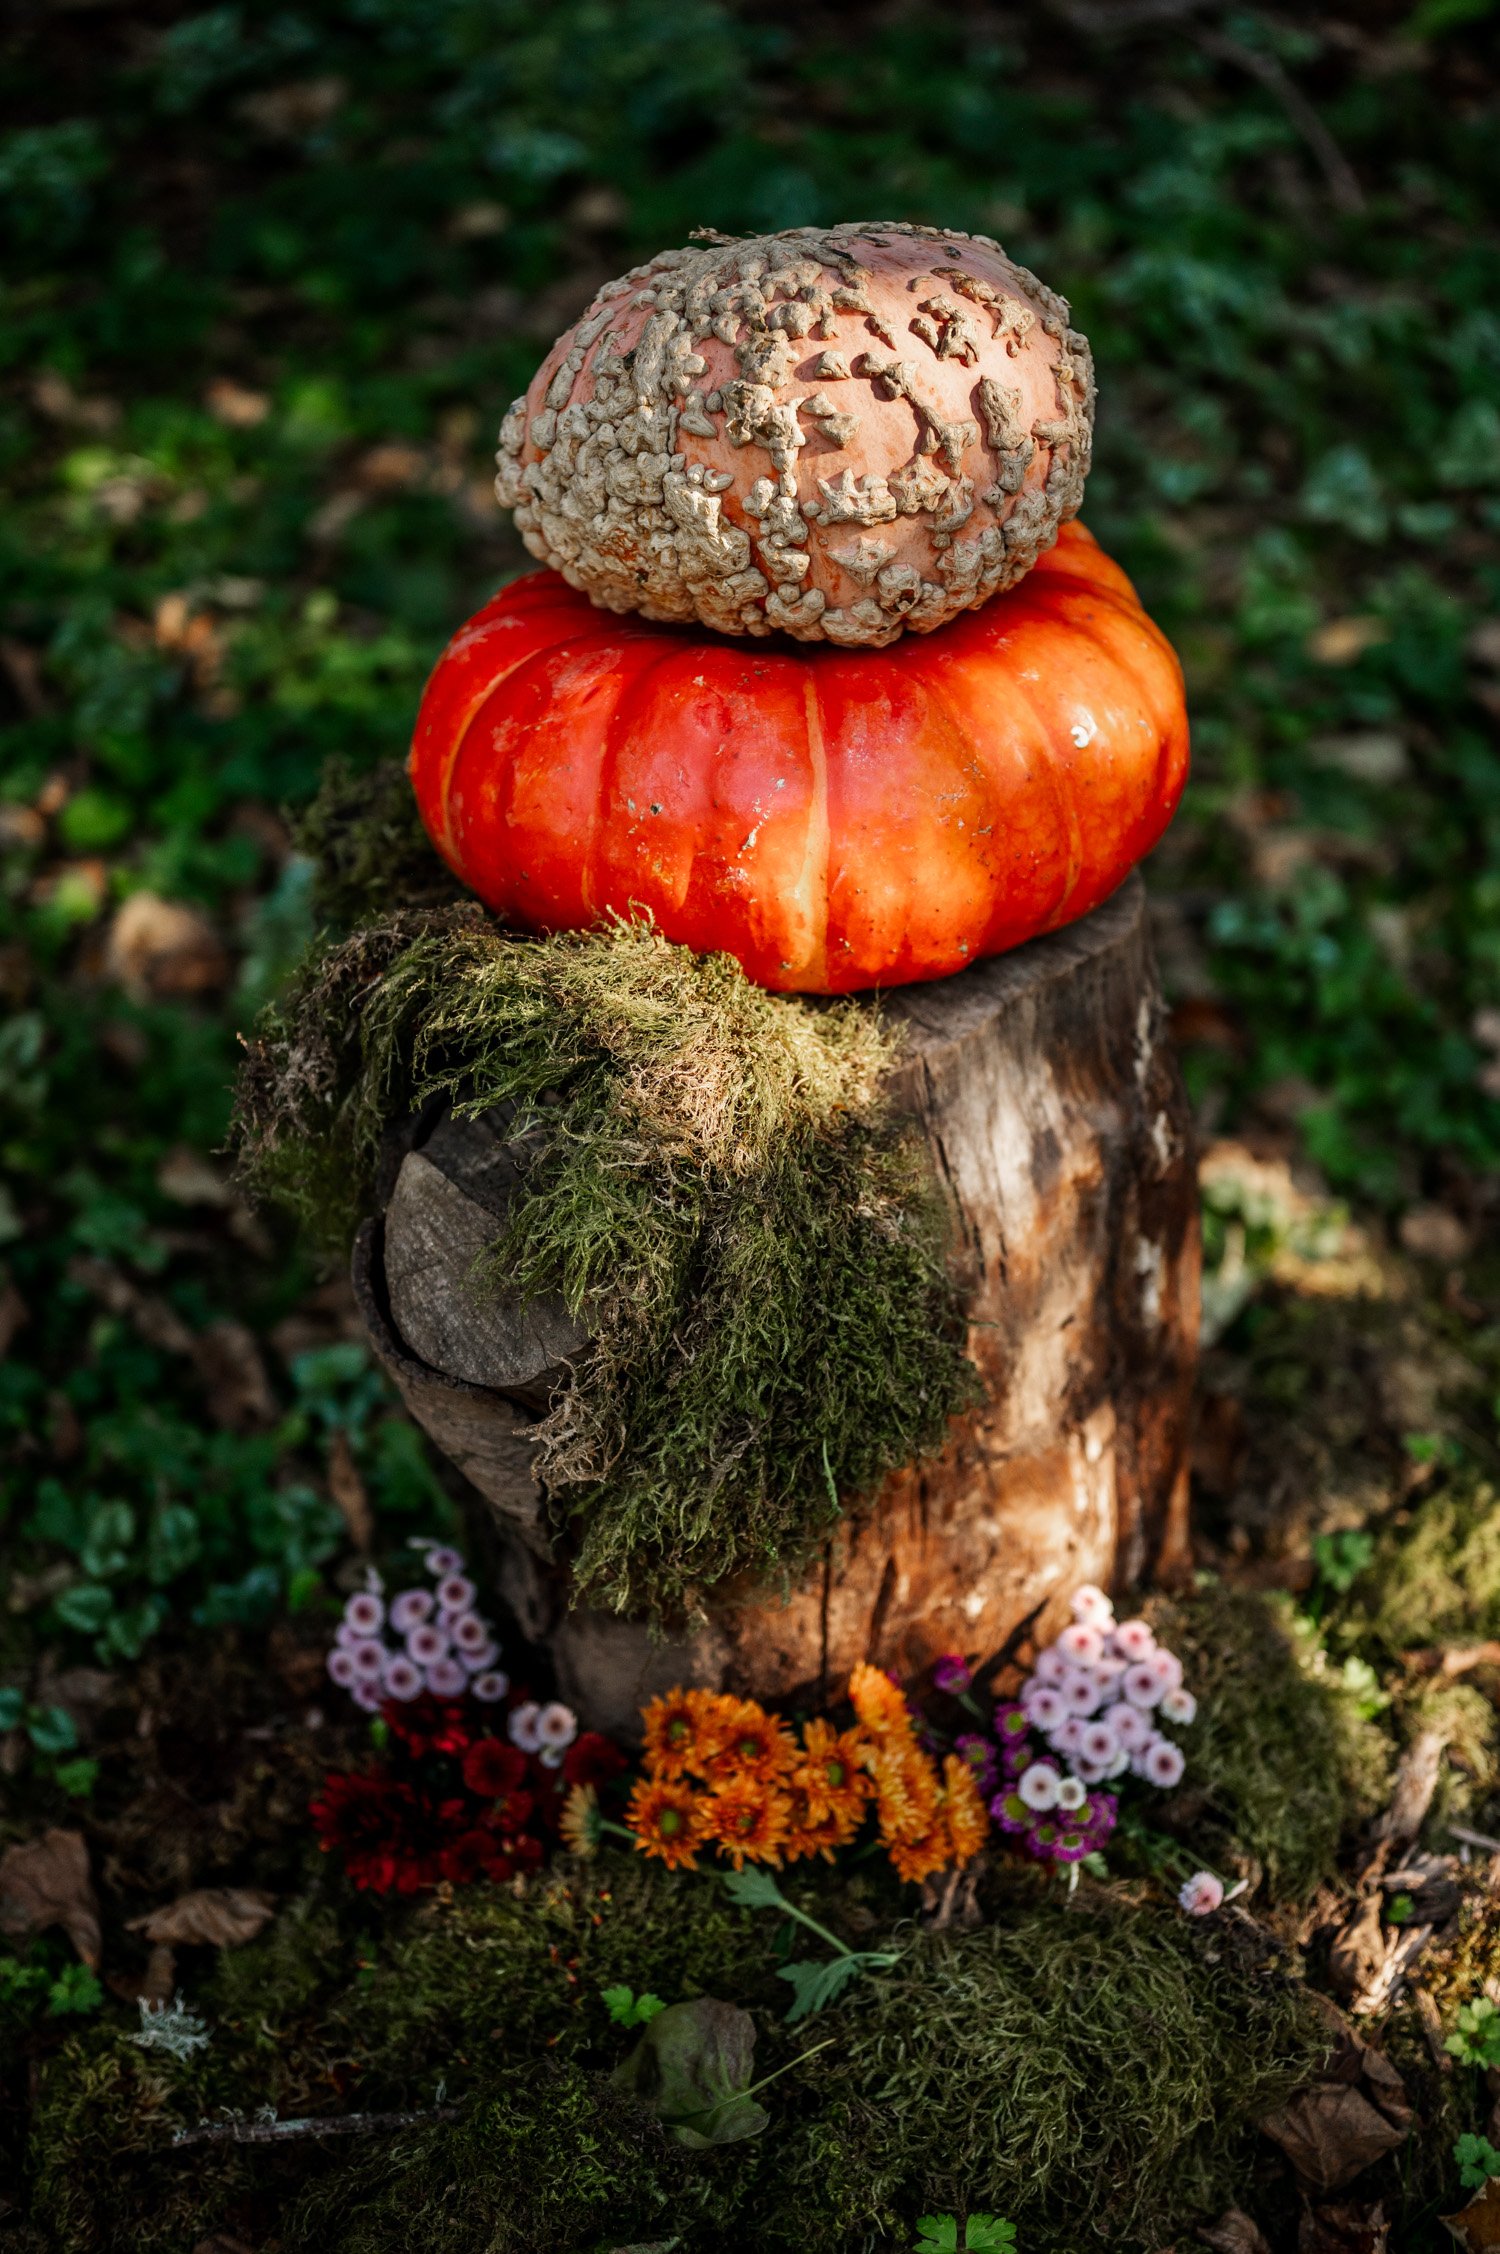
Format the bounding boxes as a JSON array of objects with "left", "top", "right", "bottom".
[
  {"left": 1017, "top": 1761, "right": 1061, "bottom": 1812},
  {"left": 1106, "top": 1700, "right": 1153, "bottom": 1752},
  {"left": 1148, "top": 1647, "right": 1184, "bottom": 1694},
  {"left": 425, "top": 1658, "right": 468, "bottom": 1698},
  {"left": 348, "top": 1640, "right": 386, "bottom": 1681},
  {"left": 1141, "top": 1738, "right": 1186, "bottom": 1789},
  {"left": 1122, "top": 1662, "right": 1163, "bottom": 1711},
  {"left": 436, "top": 1573, "right": 478, "bottom": 1616},
  {"left": 1160, "top": 1685, "right": 1197, "bottom": 1726},
  {"left": 343, "top": 1591, "right": 384, "bottom": 1637},
  {"left": 1057, "top": 1622, "right": 1104, "bottom": 1667},
  {"left": 1080, "top": 1719, "right": 1118, "bottom": 1767},
  {"left": 461, "top": 1640, "right": 500, "bottom": 1675},
  {"left": 351, "top": 1680, "right": 383, "bottom": 1713},
  {"left": 382, "top": 1655, "right": 423, "bottom": 1701},
  {"left": 508, "top": 1701, "right": 544, "bottom": 1754},
  {"left": 1023, "top": 1684, "right": 1066, "bottom": 1732},
  {"left": 1032, "top": 1645, "right": 1070, "bottom": 1687},
  {"left": 1179, "top": 1870, "right": 1223, "bottom": 1916},
  {"left": 1072, "top": 1752, "right": 1108, "bottom": 1785},
  {"left": 326, "top": 1648, "right": 358, "bottom": 1688},
  {"left": 470, "top": 1670, "right": 511, "bottom": 1703},
  {"left": 1070, "top": 1584, "right": 1115, "bottom": 1629},
  {"left": 1061, "top": 1669, "right": 1103, "bottom": 1717},
  {"left": 449, "top": 1612, "right": 493, "bottom": 1654},
  {"left": 1051, "top": 1715, "right": 1087, "bottom": 1756},
  {"left": 1056, "top": 1775, "right": 1088, "bottom": 1812},
  {"left": 405, "top": 1623, "right": 450, "bottom": 1666},
  {"left": 422, "top": 1546, "right": 464, "bottom": 1577},
  {"left": 536, "top": 1701, "right": 578, "bottom": 1750},
  {"left": 389, "top": 1588, "right": 435, "bottom": 1634},
  {"left": 1111, "top": 1619, "right": 1155, "bottom": 1663}
]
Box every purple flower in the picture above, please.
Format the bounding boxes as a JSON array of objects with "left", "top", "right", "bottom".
[
  {"left": 405, "top": 1623, "right": 450, "bottom": 1666},
  {"left": 1106, "top": 1700, "right": 1153, "bottom": 1752},
  {"left": 1050, "top": 1715, "right": 1086, "bottom": 1757},
  {"left": 1081, "top": 1790, "right": 1118, "bottom": 1838},
  {"left": 1079, "top": 1719, "right": 1117, "bottom": 1768},
  {"left": 422, "top": 1545, "right": 464, "bottom": 1578},
  {"left": 348, "top": 1640, "right": 386, "bottom": 1681},
  {"left": 1147, "top": 1646, "right": 1184, "bottom": 1694},
  {"left": 327, "top": 1648, "right": 358, "bottom": 1689},
  {"left": 1051, "top": 1827, "right": 1092, "bottom": 1863},
  {"left": 508, "top": 1701, "right": 544, "bottom": 1753},
  {"left": 389, "top": 1588, "right": 435, "bottom": 1634},
  {"left": 460, "top": 1640, "right": 500, "bottom": 1675},
  {"left": 343, "top": 1590, "right": 385, "bottom": 1637},
  {"left": 350, "top": 1680, "right": 383, "bottom": 1713},
  {"left": 989, "top": 1788, "right": 1033, "bottom": 1835},
  {"left": 436, "top": 1573, "right": 478, "bottom": 1616},
  {"left": 1061, "top": 1668, "right": 1103, "bottom": 1717},
  {"left": 425, "top": 1658, "right": 469, "bottom": 1698},
  {"left": 955, "top": 1734, "right": 998, "bottom": 1796},
  {"left": 1032, "top": 1645, "right": 1070, "bottom": 1687},
  {"left": 1000, "top": 1735, "right": 1034, "bottom": 1776},
  {"left": 932, "top": 1652, "right": 973, "bottom": 1696},
  {"left": 1027, "top": 1819, "right": 1062, "bottom": 1860},
  {"left": 449, "top": 1611, "right": 494, "bottom": 1654},
  {"left": 1022, "top": 1684, "right": 1066, "bottom": 1732},
  {"left": 993, "top": 1702, "right": 1030, "bottom": 1745},
  {"left": 470, "top": 1670, "right": 511, "bottom": 1703}
]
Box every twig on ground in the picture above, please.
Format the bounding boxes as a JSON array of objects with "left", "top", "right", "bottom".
[{"left": 171, "top": 2103, "right": 461, "bottom": 2148}]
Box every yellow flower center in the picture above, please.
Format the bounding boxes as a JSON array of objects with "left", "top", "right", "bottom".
[
  {"left": 825, "top": 1758, "right": 846, "bottom": 1787},
  {"left": 659, "top": 1806, "right": 685, "bottom": 1838}
]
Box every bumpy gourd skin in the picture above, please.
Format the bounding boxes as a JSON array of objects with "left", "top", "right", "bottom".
[{"left": 408, "top": 520, "right": 1188, "bottom": 995}]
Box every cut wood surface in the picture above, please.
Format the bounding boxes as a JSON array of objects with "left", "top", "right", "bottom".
[{"left": 352, "top": 873, "right": 1200, "bottom": 1734}]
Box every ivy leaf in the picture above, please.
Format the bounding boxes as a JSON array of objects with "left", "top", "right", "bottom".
[
  {"left": 778, "top": 1954, "right": 868, "bottom": 2025},
  {"left": 610, "top": 1996, "right": 768, "bottom": 2148}
]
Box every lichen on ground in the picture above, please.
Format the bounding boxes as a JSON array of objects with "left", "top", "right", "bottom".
[{"left": 233, "top": 808, "right": 975, "bottom": 1616}]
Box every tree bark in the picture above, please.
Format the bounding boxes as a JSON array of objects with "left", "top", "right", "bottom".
[{"left": 352, "top": 874, "right": 1199, "bottom": 1735}]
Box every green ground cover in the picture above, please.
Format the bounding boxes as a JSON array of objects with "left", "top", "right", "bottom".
[{"left": 5, "top": 4, "right": 1500, "bottom": 2249}]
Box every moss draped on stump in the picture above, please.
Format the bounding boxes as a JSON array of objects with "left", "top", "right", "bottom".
[{"left": 234, "top": 807, "right": 975, "bottom": 1617}]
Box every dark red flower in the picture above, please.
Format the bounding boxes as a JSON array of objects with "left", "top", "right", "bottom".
[
  {"left": 440, "top": 1830, "right": 514, "bottom": 1885},
  {"left": 462, "top": 1738, "right": 528, "bottom": 1798},
  {"left": 562, "top": 1732, "right": 629, "bottom": 1788},
  {"left": 310, "top": 1771, "right": 441, "bottom": 1894},
  {"left": 384, "top": 1695, "right": 473, "bottom": 1758}
]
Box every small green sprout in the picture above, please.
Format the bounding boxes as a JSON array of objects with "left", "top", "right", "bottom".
[
  {"left": 1455, "top": 2132, "right": 1500, "bottom": 2190},
  {"left": 913, "top": 2215, "right": 1017, "bottom": 2252},
  {"left": 718, "top": 1865, "right": 900, "bottom": 2023},
  {"left": 602, "top": 1983, "right": 667, "bottom": 2029},
  {"left": 1447, "top": 1997, "right": 1500, "bottom": 2070},
  {"left": 1387, "top": 1892, "right": 1415, "bottom": 1926}
]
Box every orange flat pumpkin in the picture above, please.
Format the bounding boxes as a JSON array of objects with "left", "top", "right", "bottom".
[{"left": 408, "top": 519, "right": 1188, "bottom": 994}]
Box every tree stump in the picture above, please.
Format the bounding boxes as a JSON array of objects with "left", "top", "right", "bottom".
[{"left": 352, "top": 873, "right": 1199, "bottom": 1736}]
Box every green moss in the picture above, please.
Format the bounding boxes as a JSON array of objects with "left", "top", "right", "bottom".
[
  {"left": 235, "top": 910, "right": 974, "bottom": 1618},
  {"left": 1348, "top": 1475, "right": 1500, "bottom": 1657},
  {"left": 290, "top": 757, "right": 467, "bottom": 934},
  {"left": 1154, "top": 1583, "right": 1390, "bottom": 1899},
  {"left": 24, "top": 1858, "right": 1329, "bottom": 2254}
]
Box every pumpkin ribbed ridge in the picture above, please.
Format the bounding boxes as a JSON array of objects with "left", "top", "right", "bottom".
[{"left": 409, "top": 521, "right": 1188, "bottom": 992}]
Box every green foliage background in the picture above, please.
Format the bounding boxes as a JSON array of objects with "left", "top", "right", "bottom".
[{"left": 2, "top": 4, "right": 1500, "bottom": 1651}]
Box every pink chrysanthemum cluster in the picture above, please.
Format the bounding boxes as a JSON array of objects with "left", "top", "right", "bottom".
[
  {"left": 982, "top": 1585, "right": 1197, "bottom": 1865},
  {"left": 325, "top": 1539, "right": 510, "bottom": 1714}
]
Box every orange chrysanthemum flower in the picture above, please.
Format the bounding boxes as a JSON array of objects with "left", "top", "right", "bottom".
[
  {"left": 794, "top": 1719, "right": 874, "bottom": 1826},
  {"left": 640, "top": 1687, "right": 728, "bottom": 1781},
  {"left": 940, "top": 1752, "right": 990, "bottom": 1866},
  {"left": 848, "top": 1662, "right": 911, "bottom": 1740},
  {"left": 782, "top": 1787, "right": 864, "bottom": 1865},
  {"left": 704, "top": 1699, "right": 799, "bottom": 1788},
  {"left": 865, "top": 1742, "right": 939, "bottom": 1845},
  {"left": 888, "top": 1823, "right": 955, "bottom": 1886},
  {"left": 701, "top": 1780, "right": 791, "bottom": 1869},
  {"left": 626, "top": 1775, "right": 703, "bottom": 1872}
]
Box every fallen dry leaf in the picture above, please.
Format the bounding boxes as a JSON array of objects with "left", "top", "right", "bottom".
[
  {"left": 1444, "top": 2177, "right": 1500, "bottom": 2253},
  {"left": 1398, "top": 1204, "right": 1472, "bottom": 1265},
  {"left": 1308, "top": 615, "right": 1391, "bottom": 665},
  {"left": 0, "top": 1828, "right": 101, "bottom": 1967},
  {"left": 105, "top": 892, "right": 229, "bottom": 1001},
  {"left": 1299, "top": 2197, "right": 1388, "bottom": 2253},
  {"left": 1329, "top": 1895, "right": 1388, "bottom": 2004},
  {"left": 1262, "top": 2085, "right": 1406, "bottom": 2194},
  {"left": 204, "top": 377, "right": 270, "bottom": 428},
  {"left": 1199, "top": 2207, "right": 1274, "bottom": 2254},
  {"left": 126, "top": 1886, "right": 275, "bottom": 1948}
]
